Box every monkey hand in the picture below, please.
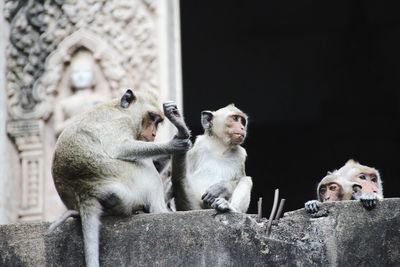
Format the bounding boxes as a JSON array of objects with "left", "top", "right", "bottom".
[
  {"left": 163, "top": 101, "right": 181, "bottom": 122},
  {"left": 202, "top": 184, "right": 227, "bottom": 207},
  {"left": 211, "top": 197, "right": 234, "bottom": 213},
  {"left": 163, "top": 101, "right": 191, "bottom": 139},
  {"left": 167, "top": 136, "right": 192, "bottom": 153},
  {"left": 359, "top": 192, "right": 378, "bottom": 210},
  {"left": 304, "top": 200, "right": 320, "bottom": 213}
]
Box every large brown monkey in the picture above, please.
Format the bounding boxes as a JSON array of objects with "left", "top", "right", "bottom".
[
  {"left": 305, "top": 160, "right": 383, "bottom": 213},
  {"left": 164, "top": 103, "right": 252, "bottom": 213},
  {"left": 51, "top": 89, "right": 191, "bottom": 267}
]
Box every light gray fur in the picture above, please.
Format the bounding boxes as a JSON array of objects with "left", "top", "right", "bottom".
[
  {"left": 165, "top": 103, "right": 253, "bottom": 213},
  {"left": 50, "top": 90, "right": 191, "bottom": 267}
]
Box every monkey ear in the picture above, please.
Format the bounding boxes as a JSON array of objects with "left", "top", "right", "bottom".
[
  {"left": 201, "top": 110, "right": 213, "bottom": 129},
  {"left": 120, "top": 89, "right": 136, "bottom": 108}
]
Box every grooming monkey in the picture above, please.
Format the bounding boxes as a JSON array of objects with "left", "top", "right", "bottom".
[
  {"left": 305, "top": 160, "right": 383, "bottom": 213},
  {"left": 164, "top": 103, "right": 253, "bottom": 213},
  {"left": 50, "top": 89, "right": 191, "bottom": 267}
]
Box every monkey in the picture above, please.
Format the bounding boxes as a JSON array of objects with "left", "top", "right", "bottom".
[
  {"left": 50, "top": 89, "right": 191, "bottom": 267},
  {"left": 304, "top": 173, "right": 355, "bottom": 213},
  {"left": 163, "top": 102, "right": 253, "bottom": 213},
  {"left": 335, "top": 159, "right": 383, "bottom": 210},
  {"left": 305, "top": 160, "right": 383, "bottom": 213}
]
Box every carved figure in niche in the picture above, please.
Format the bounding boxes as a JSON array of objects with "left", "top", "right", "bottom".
[{"left": 54, "top": 50, "right": 109, "bottom": 136}]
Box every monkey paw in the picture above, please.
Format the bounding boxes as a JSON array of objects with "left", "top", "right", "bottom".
[
  {"left": 211, "top": 197, "right": 232, "bottom": 212},
  {"left": 163, "top": 101, "right": 181, "bottom": 122},
  {"left": 201, "top": 192, "right": 217, "bottom": 207},
  {"left": 163, "top": 101, "right": 191, "bottom": 139},
  {"left": 360, "top": 192, "right": 378, "bottom": 210},
  {"left": 304, "top": 200, "right": 320, "bottom": 213}
]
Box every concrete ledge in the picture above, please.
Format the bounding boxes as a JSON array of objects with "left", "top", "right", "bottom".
[{"left": 1, "top": 198, "right": 400, "bottom": 266}]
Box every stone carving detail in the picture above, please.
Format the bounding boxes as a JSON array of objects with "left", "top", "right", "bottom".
[
  {"left": 5, "top": 0, "right": 158, "bottom": 120},
  {"left": 4, "top": 0, "right": 162, "bottom": 221},
  {"left": 7, "top": 120, "right": 44, "bottom": 221}
]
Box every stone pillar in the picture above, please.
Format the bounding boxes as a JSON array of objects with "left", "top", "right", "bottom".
[
  {"left": 7, "top": 120, "right": 44, "bottom": 221},
  {"left": 0, "top": 0, "right": 9, "bottom": 224}
]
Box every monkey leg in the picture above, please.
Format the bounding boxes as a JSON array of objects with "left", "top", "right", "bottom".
[
  {"left": 163, "top": 101, "right": 191, "bottom": 139},
  {"left": 80, "top": 198, "right": 103, "bottom": 267},
  {"left": 304, "top": 200, "right": 321, "bottom": 213},
  {"left": 229, "top": 176, "right": 252, "bottom": 213}
]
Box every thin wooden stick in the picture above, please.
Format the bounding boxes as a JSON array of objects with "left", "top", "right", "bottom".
[
  {"left": 274, "top": 198, "right": 286, "bottom": 220},
  {"left": 257, "top": 197, "right": 263, "bottom": 222},
  {"left": 266, "top": 189, "right": 279, "bottom": 237}
]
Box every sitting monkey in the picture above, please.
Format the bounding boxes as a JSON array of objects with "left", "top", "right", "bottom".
[
  {"left": 50, "top": 89, "right": 191, "bottom": 267},
  {"left": 164, "top": 103, "right": 253, "bottom": 213},
  {"left": 305, "top": 160, "right": 383, "bottom": 213}
]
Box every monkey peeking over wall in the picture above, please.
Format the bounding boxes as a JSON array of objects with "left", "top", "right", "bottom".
[
  {"left": 305, "top": 160, "right": 383, "bottom": 213},
  {"left": 50, "top": 89, "right": 191, "bottom": 267}
]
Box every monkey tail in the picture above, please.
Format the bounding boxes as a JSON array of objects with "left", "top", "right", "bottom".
[
  {"left": 79, "top": 198, "right": 102, "bottom": 267},
  {"left": 47, "top": 209, "right": 80, "bottom": 234}
]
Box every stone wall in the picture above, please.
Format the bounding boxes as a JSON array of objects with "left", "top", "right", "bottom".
[{"left": 1, "top": 199, "right": 399, "bottom": 266}]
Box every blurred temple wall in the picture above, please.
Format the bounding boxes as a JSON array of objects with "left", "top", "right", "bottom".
[{"left": 0, "top": 0, "right": 182, "bottom": 223}]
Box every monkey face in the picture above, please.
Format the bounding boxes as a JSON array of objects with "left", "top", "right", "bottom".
[
  {"left": 139, "top": 111, "right": 163, "bottom": 142},
  {"left": 319, "top": 182, "right": 344, "bottom": 202},
  {"left": 201, "top": 104, "right": 248, "bottom": 147},
  {"left": 354, "top": 172, "right": 379, "bottom": 195},
  {"left": 226, "top": 113, "right": 247, "bottom": 145}
]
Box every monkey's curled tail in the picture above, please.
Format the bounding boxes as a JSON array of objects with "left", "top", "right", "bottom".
[{"left": 47, "top": 209, "right": 80, "bottom": 234}]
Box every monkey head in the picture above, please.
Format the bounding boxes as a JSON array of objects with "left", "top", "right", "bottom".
[
  {"left": 317, "top": 174, "right": 354, "bottom": 202},
  {"left": 201, "top": 104, "right": 248, "bottom": 146},
  {"left": 335, "top": 160, "right": 383, "bottom": 199},
  {"left": 119, "top": 89, "right": 164, "bottom": 142}
]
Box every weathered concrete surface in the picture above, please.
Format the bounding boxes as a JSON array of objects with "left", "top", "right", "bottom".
[{"left": 1, "top": 198, "right": 399, "bottom": 267}]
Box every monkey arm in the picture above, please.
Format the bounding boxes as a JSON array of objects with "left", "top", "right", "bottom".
[{"left": 112, "top": 138, "right": 191, "bottom": 162}]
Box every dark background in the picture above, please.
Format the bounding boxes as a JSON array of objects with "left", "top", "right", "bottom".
[{"left": 179, "top": 0, "right": 400, "bottom": 215}]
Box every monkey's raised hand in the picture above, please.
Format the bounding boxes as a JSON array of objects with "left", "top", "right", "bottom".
[
  {"left": 163, "top": 101, "right": 191, "bottom": 139},
  {"left": 304, "top": 200, "right": 320, "bottom": 213}
]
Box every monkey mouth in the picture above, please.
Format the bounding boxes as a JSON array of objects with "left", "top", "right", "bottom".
[{"left": 232, "top": 133, "right": 245, "bottom": 138}]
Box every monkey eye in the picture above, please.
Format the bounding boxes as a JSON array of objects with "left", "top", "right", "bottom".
[
  {"left": 241, "top": 117, "right": 247, "bottom": 127},
  {"left": 148, "top": 112, "right": 162, "bottom": 124},
  {"left": 232, "top": 115, "right": 239, "bottom": 122},
  {"left": 329, "top": 185, "right": 337, "bottom": 191},
  {"left": 359, "top": 174, "right": 366, "bottom": 180},
  {"left": 371, "top": 175, "right": 377, "bottom": 183},
  {"left": 319, "top": 187, "right": 326, "bottom": 194}
]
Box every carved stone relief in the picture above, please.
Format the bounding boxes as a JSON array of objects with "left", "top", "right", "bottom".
[{"left": 3, "top": 0, "right": 181, "bottom": 222}]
